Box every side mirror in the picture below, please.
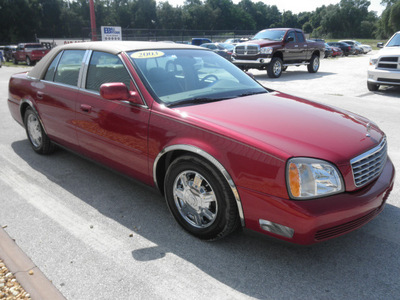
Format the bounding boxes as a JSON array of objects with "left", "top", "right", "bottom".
[
  {"left": 286, "top": 36, "right": 294, "bottom": 42},
  {"left": 100, "top": 82, "right": 142, "bottom": 105},
  {"left": 377, "top": 42, "right": 384, "bottom": 48}
]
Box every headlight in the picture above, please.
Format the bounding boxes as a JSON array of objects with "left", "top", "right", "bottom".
[
  {"left": 369, "top": 58, "right": 378, "bottom": 65},
  {"left": 260, "top": 47, "right": 273, "bottom": 55},
  {"left": 286, "top": 158, "right": 344, "bottom": 200}
]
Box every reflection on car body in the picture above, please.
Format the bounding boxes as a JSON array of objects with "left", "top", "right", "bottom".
[{"left": 7, "top": 41, "right": 395, "bottom": 245}]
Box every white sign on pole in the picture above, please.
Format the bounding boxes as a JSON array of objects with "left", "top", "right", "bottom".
[{"left": 101, "top": 26, "right": 122, "bottom": 41}]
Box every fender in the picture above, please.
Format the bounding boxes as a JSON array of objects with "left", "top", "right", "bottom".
[{"left": 153, "top": 144, "right": 246, "bottom": 227}]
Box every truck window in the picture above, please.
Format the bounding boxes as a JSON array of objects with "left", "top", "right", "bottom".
[
  {"left": 295, "top": 32, "right": 305, "bottom": 43},
  {"left": 286, "top": 32, "right": 295, "bottom": 43}
]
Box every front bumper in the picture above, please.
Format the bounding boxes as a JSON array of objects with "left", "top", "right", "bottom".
[
  {"left": 368, "top": 67, "right": 400, "bottom": 86},
  {"left": 239, "top": 157, "right": 395, "bottom": 245},
  {"left": 232, "top": 57, "right": 272, "bottom": 67}
]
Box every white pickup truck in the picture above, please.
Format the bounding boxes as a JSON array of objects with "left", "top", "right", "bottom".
[{"left": 367, "top": 31, "right": 400, "bottom": 91}]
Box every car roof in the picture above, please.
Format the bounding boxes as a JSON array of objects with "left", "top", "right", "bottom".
[{"left": 61, "top": 41, "right": 202, "bottom": 55}]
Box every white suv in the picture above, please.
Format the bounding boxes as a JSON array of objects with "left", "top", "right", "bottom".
[{"left": 367, "top": 31, "right": 400, "bottom": 91}]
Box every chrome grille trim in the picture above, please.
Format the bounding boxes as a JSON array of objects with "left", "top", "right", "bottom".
[
  {"left": 234, "top": 44, "right": 260, "bottom": 55},
  {"left": 351, "top": 138, "right": 387, "bottom": 187}
]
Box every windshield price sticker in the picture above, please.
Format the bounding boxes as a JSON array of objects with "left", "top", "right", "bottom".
[{"left": 131, "top": 51, "right": 165, "bottom": 59}]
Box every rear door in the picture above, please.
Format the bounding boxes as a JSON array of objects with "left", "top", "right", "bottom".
[
  {"left": 38, "top": 49, "right": 86, "bottom": 150},
  {"left": 75, "top": 51, "right": 151, "bottom": 182}
]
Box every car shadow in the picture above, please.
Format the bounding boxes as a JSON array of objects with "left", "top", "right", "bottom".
[
  {"left": 253, "top": 71, "right": 336, "bottom": 82},
  {"left": 11, "top": 140, "right": 400, "bottom": 299}
]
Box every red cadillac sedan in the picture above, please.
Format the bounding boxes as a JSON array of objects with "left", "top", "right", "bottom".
[{"left": 8, "top": 42, "right": 395, "bottom": 244}]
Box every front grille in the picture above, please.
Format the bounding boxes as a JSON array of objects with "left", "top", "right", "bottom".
[
  {"left": 315, "top": 208, "right": 380, "bottom": 240},
  {"left": 377, "top": 56, "right": 399, "bottom": 69},
  {"left": 351, "top": 138, "right": 387, "bottom": 187},
  {"left": 234, "top": 44, "right": 260, "bottom": 56}
]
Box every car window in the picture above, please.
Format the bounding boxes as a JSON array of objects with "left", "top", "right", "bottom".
[
  {"left": 86, "top": 51, "right": 131, "bottom": 92},
  {"left": 128, "top": 49, "right": 266, "bottom": 106},
  {"left": 53, "top": 50, "right": 85, "bottom": 86},
  {"left": 44, "top": 51, "right": 63, "bottom": 81},
  {"left": 295, "top": 32, "right": 305, "bottom": 43}
]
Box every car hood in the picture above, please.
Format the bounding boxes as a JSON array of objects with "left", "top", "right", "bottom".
[
  {"left": 239, "top": 40, "right": 282, "bottom": 47},
  {"left": 376, "top": 47, "right": 400, "bottom": 55},
  {"left": 174, "top": 91, "right": 383, "bottom": 165}
]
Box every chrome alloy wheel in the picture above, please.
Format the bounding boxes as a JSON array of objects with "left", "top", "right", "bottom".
[
  {"left": 173, "top": 170, "right": 218, "bottom": 229},
  {"left": 27, "top": 113, "right": 42, "bottom": 148},
  {"left": 273, "top": 60, "right": 282, "bottom": 77},
  {"left": 313, "top": 56, "right": 320, "bottom": 72}
]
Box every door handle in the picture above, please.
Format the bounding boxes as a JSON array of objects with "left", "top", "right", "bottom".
[
  {"left": 36, "top": 91, "right": 44, "bottom": 99},
  {"left": 80, "top": 104, "right": 92, "bottom": 113}
]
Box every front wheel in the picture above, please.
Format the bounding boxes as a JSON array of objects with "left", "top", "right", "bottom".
[
  {"left": 24, "top": 108, "right": 55, "bottom": 154},
  {"left": 267, "top": 57, "right": 283, "bottom": 78},
  {"left": 164, "top": 155, "right": 240, "bottom": 240},
  {"left": 307, "top": 55, "right": 320, "bottom": 73},
  {"left": 13, "top": 57, "right": 18, "bottom": 65}
]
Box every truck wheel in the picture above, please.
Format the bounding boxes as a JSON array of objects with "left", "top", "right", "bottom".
[
  {"left": 26, "top": 57, "right": 32, "bottom": 66},
  {"left": 307, "top": 55, "right": 320, "bottom": 73},
  {"left": 13, "top": 57, "right": 18, "bottom": 65},
  {"left": 267, "top": 57, "right": 283, "bottom": 78},
  {"left": 367, "top": 82, "right": 379, "bottom": 91}
]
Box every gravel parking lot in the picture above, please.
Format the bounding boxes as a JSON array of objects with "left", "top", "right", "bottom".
[{"left": 1, "top": 52, "right": 399, "bottom": 299}]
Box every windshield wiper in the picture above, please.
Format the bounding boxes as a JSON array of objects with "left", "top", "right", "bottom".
[
  {"left": 237, "top": 91, "right": 268, "bottom": 97},
  {"left": 167, "top": 97, "right": 231, "bottom": 108}
]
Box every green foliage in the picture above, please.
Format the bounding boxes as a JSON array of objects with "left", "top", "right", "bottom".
[{"left": 0, "top": 0, "right": 394, "bottom": 43}]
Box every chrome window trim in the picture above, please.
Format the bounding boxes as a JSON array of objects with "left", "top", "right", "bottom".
[{"left": 153, "top": 144, "right": 245, "bottom": 227}]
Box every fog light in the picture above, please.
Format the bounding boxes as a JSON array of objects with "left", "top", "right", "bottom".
[{"left": 259, "top": 219, "right": 294, "bottom": 238}]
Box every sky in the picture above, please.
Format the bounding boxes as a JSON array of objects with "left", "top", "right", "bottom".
[{"left": 159, "top": 0, "right": 386, "bottom": 16}]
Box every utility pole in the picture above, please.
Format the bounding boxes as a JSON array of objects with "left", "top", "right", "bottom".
[{"left": 89, "top": 0, "right": 97, "bottom": 41}]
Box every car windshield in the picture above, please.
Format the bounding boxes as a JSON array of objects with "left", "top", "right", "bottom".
[
  {"left": 252, "top": 30, "right": 286, "bottom": 41},
  {"left": 128, "top": 49, "right": 266, "bottom": 106},
  {"left": 386, "top": 33, "right": 400, "bottom": 47}
]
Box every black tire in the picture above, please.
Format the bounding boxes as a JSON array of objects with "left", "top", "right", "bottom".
[
  {"left": 24, "top": 108, "right": 55, "bottom": 154},
  {"left": 164, "top": 155, "right": 240, "bottom": 241},
  {"left": 13, "top": 57, "right": 18, "bottom": 65},
  {"left": 367, "top": 82, "right": 379, "bottom": 92},
  {"left": 26, "top": 56, "right": 33, "bottom": 66},
  {"left": 307, "top": 54, "right": 320, "bottom": 73},
  {"left": 267, "top": 57, "right": 283, "bottom": 78}
]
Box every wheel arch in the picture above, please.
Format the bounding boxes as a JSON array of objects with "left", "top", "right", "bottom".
[
  {"left": 273, "top": 51, "right": 283, "bottom": 60},
  {"left": 20, "top": 99, "right": 49, "bottom": 135},
  {"left": 153, "top": 144, "right": 245, "bottom": 227}
]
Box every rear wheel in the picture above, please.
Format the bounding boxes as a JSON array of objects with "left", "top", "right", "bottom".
[
  {"left": 367, "top": 82, "right": 379, "bottom": 91},
  {"left": 13, "top": 57, "right": 18, "bottom": 64},
  {"left": 164, "top": 155, "right": 240, "bottom": 240},
  {"left": 24, "top": 108, "right": 55, "bottom": 154},
  {"left": 267, "top": 57, "right": 283, "bottom": 78},
  {"left": 307, "top": 55, "right": 320, "bottom": 73}
]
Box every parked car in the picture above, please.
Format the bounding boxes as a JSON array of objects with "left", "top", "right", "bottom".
[
  {"left": 4, "top": 45, "right": 17, "bottom": 62},
  {"left": 327, "top": 42, "right": 355, "bottom": 56},
  {"left": 8, "top": 41, "right": 395, "bottom": 245},
  {"left": 340, "top": 40, "right": 372, "bottom": 54},
  {"left": 224, "top": 38, "right": 242, "bottom": 45},
  {"left": 331, "top": 46, "right": 343, "bottom": 57},
  {"left": 191, "top": 38, "right": 212, "bottom": 46},
  {"left": 13, "top": 43, "right": 50, "bottom": 65},
  {"left": 324, "top": 43, "right": 333, "bottom": 58},
  {"left": 200, "top": 42, "right": 232, "bottom": 60},
  {"left": 232, "top": 28, "right": 325, "bottom": 78},
  {"left": 367, "top": 31, "right": 400, "bottom": 91}
]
